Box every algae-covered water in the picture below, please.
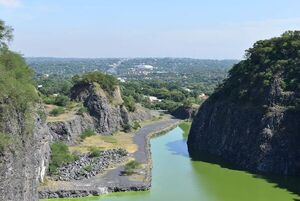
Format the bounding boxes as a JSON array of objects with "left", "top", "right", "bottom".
[{"left": 46, "top": 127, "right": 300, "bottom": 201}]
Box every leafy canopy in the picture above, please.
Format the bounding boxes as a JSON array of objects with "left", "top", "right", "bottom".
[
  {"left": 0, "top": 20, "right": 13, "bottom": 48},
  {"left": 215, "top": 31, "right": 300, "bottom": 104},
  {"left": 73, "top": 71, "right": 118, "bottom": 95}
]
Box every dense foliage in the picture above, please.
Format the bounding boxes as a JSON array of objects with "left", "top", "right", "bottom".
[
  {"left": 0, "top": 21, "right": 39, "bottom": 146},
  {"left": 121, "top": 80, "right": 203, "bottom": 113},
  {"left": 215, "top": 31, "right": 300, "bottom": 106},
  {"left": 37, "top": 74, "right": 72, "bottom": 96},
  {"left": 0, "top": 48, "right": 38, "bottom": 112},
  {"left": 73, "top": 72, "right": 118, "bottom": 95},
  {"left": 49, "top": 142, "right": 79, "bottom": 174},
  {"left": 0, "top": 20, "right": 13, "bottom": 48}
]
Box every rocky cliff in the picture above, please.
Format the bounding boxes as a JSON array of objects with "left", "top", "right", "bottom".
[
  {"left": 0, "top": 105, "right": 50, "bottom": 201},
  {"left": 0, "top": 42, "right": 51, "bottom": 201},
  {"left": 171, "top": 105, "right": 198, "bottom": 119},
  {"left": 188, "top": 31, "right": 300, "bottom": 176},
  {"left": 71, "top": 82, "right": 130, "bottom": 135}
]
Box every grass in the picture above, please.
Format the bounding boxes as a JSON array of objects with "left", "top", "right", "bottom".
[
  {"left": 69, "top": 133, "right": 137, "bottom": 154},
  {"left": 179, "top": 121, "right": 192, "bottom": 139},
  {"left": 46, "top": 102, "right": 81, "bottom": 122},
  {"left": 48, "top": 142, "right": 79, "bottom": 175},
  {"left": 89, "top": 146, "right": 101, "bottom": 158},
  {"left": 123, "top": 160, "right": 141, "bottom": 175},
  {"left": 80, "top": 129, "right": 96, "bottom": 140},
  {"left": 49, "top": 107, "right": 65, "bottom": 116}
]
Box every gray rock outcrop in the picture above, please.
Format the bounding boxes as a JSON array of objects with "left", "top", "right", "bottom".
[
  {"left": 0, "top": 106, "right": 50, "bottom": 201},
  {"left": 71, "top": 83, "right": 130, "bottom": 135},
  {"left": 188, "top": 32, "right": 300, "bottom": 176}
]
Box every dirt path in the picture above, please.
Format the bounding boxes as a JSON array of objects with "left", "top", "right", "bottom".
[{"left": 39, "top": 118, "right": 180, "bottom": 199}]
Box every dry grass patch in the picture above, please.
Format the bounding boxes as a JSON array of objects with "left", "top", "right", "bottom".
[
  {"left": 69, "top": 133, "right": 137, "bottom": 154},
  {"left": 46, "top": 103, "right": 81, "bottom": 122}
]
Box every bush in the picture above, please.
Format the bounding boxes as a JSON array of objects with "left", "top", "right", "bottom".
[
  {"left": 74, "top": 72, "right": 118, "bottom": 95},
  {"left": 123, "top": 95, "right": 136, "bottom": 112},
  {"left": 123, "top": 123, "right": 132, "bottom": 133},
  {"left": 54, "top": 95, "right": 69, "bottom": 107},
  {"left": 80, "top": 128, "right": 96, "bottom": 140},
  {"left": 49, "top": 142, "right": 78, "bottom": 174},
  {"left": 123, "top": 160, "right": 141, "bottom": 175},
  {"left": 89, "top": 147, "right": 101, "bottom": 158},
  {"left": 84, "top": 165, "right": 93, "bottom": 172},
  {"left": 132, "top": 121, "right": 141, "bottom": 130},
  {"left": 49, "top": 107, "right": 65, "bottom": 116},
  {"left": 76, "top": 106, "right": 88, "bottom": 115}
]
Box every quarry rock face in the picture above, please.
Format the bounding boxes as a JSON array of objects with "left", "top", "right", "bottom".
[
  {"left": 188, "top": 32, "right": 300, "bottom": 176},
  {"left": 0, "top": 106, "right": 50, "bottom": 201}
]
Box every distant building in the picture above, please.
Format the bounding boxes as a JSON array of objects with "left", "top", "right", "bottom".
[
  {"left": 37, "top": 85, "right": 43, "bottom": 88},
  {"left": 145, "top": 95, "right": 162, "bottom": 102},
  {"left": 117, "top": 77, "right": 126, "bottom": 83},
  {"left": 136, "top": 64, "right": 154, "bottom": 70},
  {"left": 183, "top": 87, "right": 192, "bottom": 92},
  {"left": 199, "top": 93, "right": 209, "bottom": 100}
]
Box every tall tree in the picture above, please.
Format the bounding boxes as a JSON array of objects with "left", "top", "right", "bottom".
[{"left": 0, "top": 20, "right": 13, "bottom": 48}]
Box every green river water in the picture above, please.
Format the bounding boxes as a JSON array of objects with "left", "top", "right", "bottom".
[{"left": 47, "top": 127, "right": 300, "bottom": 201}]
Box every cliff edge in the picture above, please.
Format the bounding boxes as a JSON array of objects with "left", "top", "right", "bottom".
[{"left": 188, "top": 31, "right": 300, "bottom": 176}]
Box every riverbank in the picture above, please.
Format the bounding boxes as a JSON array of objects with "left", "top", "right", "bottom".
[{"left": 39, "top": 117, "right": 179, "bottom": 199}]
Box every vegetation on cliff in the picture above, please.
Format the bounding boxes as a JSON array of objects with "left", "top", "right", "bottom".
[
  {"left": 0, "top": 20, "right": 39, "bottom": 144},
  {"left": 214, "top": 31, "right": 300, "bottom": 107},
  {"left": 188, "top": 31, "right": 300, "bottom": 176},
  {"left": 72, "top": 72, "right": 118, "bottom": 95}
]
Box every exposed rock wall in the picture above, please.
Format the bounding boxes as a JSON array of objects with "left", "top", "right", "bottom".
[
  {"left": 71, "top": 83, "right": 130, "bottom": 135},
  {"left": 47, "top": 114, "right": 94, "bottom": 145},
  {"left": 171, "top": 105, "right": 198, "bottom": 119},
  {"left": 0, "top": 106, "right": 50, "bottom": 201},
  {"left": 188, "top": 74, "right": 300, "bottom": 176}
]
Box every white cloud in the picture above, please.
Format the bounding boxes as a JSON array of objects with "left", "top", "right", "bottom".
[{"left": 0, "top": 0, "right": 21, "bottom": 8}]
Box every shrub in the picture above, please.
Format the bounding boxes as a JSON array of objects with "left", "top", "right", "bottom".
[
  {"left": 76, "top": 106, "right": 88, "bottom": 115},
  {"left": 84, "top": 165, "right": 93, "bottom": 172},
  {"left": 80, "top": 128, "right": 96, "bottom": 140},
  {"left": 89, "top": 147, "right": 101, "bottom": 158},
  {"left": 123, "top": 123, "right": 132, "bottom": 133},
  {"left": 54, "top": 95, "right": 69, "bottom": 107},
  {"left": 73, "top": 72, "right": 118, "bottom": 95},
  {"left": 132, "top": 121, "right": 141, "bottom": 130},
  {"left": 123, "top": 160, "right": 141, "bottom": 175},
  {"left": 49, "top": 107, "right": 65, "bottom": 116},
  {"left": 49, "top": 142, "right": 78, "bottom": 174},
  {"left": 123, "top": 95, "right": 136, "bottom": 112}
]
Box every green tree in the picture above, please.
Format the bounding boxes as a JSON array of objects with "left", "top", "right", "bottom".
[{"left": 0, "top": 20, "right": 13, "bottom": 47}]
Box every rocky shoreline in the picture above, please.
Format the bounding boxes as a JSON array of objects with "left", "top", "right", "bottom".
[
  {"left": 51, "top": 149, "right": 128, "bottom": 181},
  {"left": 39, "top": 118, "right": 179, "bottom": 199}
]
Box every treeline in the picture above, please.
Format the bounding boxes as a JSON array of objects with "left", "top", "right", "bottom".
[{"left": 215, "top": 31, "right": 300, "bottom": 108}]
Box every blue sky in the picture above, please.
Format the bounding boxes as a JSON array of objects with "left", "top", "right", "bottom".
[{"left": 0, "top": 0, "right": 300, "bottom": 59}]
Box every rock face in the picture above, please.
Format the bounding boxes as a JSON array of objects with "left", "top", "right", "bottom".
[
  {"left": 0, "top": 106, "right": 50, "bottom": 201},
  {"left": 171, "top": 105, "right": 198, "bottom": 119},
  {"left": 48, "top": 114, "right": 95, "bottom": 145},
  {"left": 188, "top": 32, "right": 300, "bottom": 176},
  {"left": 52, "top": 149, "right": 128, "bottom": 181},
  {"left": 71, "top": 83, "right": 130, "bottom": 135}
]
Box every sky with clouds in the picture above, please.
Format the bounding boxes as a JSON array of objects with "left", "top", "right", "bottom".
[{"left": 0, "top": 0, "right": 300, "bottom": 59}]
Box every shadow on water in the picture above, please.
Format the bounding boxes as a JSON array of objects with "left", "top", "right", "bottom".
[
  {"left": 166, "top": 139, "right": 190, "bottom": 157},
  {"left": 189, "top": 151, "right": 300, "bottom": 198}
]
